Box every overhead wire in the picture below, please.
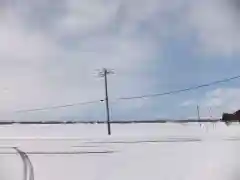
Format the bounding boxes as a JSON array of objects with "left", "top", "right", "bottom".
[
  {"left": 12, "top": 74, "right": 240, "bottom": 113},
  {"left": 116, "top": 75, "right": 240, "bottom": 100},
  {"left": 15, "top": 99, "right": 104, "bottom": 113}
]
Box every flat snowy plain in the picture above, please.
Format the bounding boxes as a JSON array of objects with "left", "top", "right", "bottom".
[{"left": 0, "top": 122, "right": 240, "bottom": 180}]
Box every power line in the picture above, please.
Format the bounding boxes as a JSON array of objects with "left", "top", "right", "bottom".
[
  {"left": 117, "top": 75, "right": 240, "bottom": 100},
  {"left": 15, "top": 100, "right": 103, "bottom": 113},
  {"left": 12, "top": 74, "right": 240, "bottom": 113}
]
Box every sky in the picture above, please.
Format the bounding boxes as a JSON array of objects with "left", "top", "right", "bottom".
[{"left": 0, "top": 0, "right": 240, "bottom": 121}]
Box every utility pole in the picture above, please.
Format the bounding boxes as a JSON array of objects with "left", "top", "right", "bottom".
[
  {"left": 98, "top": 68, "right": 114, "bottom": 135},
  {"left": 197, "top": 105, "right": 200, "bottom": 121}
]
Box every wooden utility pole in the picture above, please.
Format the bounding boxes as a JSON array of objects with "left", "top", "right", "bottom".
[
  {"left": 197, "top": 105, "right": 200, "bottom": 121},
  {"left": 99, "top": 68, "right": 114, "bottom": 135}
]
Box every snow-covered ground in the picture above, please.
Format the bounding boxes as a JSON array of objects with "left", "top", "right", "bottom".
[{"left": 1, "top": 122, "right": 240, "bottom": 180}]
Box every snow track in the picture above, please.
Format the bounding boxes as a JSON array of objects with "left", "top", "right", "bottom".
[{"left": 0, "top": 123, "right": 239, "bottom": 180}]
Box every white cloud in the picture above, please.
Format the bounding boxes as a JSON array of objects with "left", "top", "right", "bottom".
[
  {"left": 54, "top": 0, "right": 117, "bottom": 38},
  {"left": 180, "top": 100, "right": 196, "bottom": 107},
  {"left": 1, "top": 0, "right": 239, "bottom": 121},
  {"left": 188, "top": 0, "right": 240, "bottom": 56},
  {"left": 0, "top": 10, "right": 58, "bottom": 112},
  {"left": 0, "top": 0, "right": 171, "bottom": 120},
  {"left": 181, "top": 88, "right": 240, "bottom": 118},
  {"left": 203, "top": 88, "right": 240, "bottom": 112}
]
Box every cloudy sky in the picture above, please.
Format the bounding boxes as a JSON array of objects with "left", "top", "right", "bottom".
[{"left": 0, "top": 0, "right": 240, "bottom": 121}]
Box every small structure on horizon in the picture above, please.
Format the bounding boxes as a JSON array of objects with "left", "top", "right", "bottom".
[{"left": 221, "top": 110, "right": 240, "bottom": 125}]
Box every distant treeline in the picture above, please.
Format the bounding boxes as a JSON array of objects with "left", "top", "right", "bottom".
[{"left": 0, "top": 119, "right": 220, "bottom": 125}]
